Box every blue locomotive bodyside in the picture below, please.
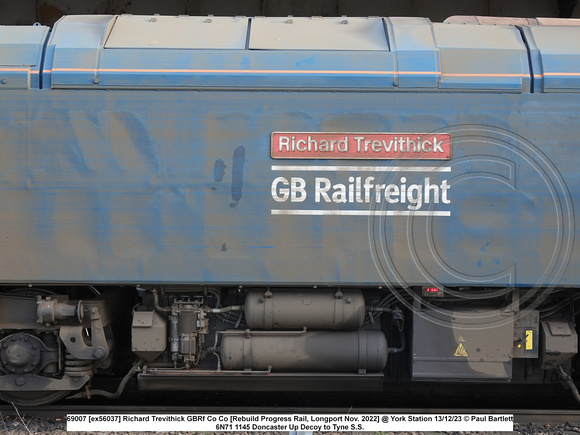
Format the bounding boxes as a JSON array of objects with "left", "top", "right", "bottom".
[
  {"left": 0, "top": 90, "right": 578, "bottom": 289},
  {"left": 0, "top": 14, "right": 579, "bottom": 405},
  {"left": 0, "top": 15, "right": 578, "bottom": 289}
]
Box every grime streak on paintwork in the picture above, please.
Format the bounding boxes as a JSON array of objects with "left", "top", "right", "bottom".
[{"left": 230, "top": 146, "right": 245, "bottom": 207}]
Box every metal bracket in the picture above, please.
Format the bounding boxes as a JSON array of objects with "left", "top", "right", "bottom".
[
  {"left": 264, "top": 289, "right": 273, "bottom": 329},
  {"left": 59, "top": 306, "right": 110, "bottom": 361},
  {"left": 504, "top": 289, "right": 520, "bottom": 315}
]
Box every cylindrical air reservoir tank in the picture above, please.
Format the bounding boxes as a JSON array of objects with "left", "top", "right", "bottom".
[
  {"left": 244, "top": 288, "right": 366, "bottom": 330},
  {"left": 219, "top": 329, "right": 388, "bottom": 372}
]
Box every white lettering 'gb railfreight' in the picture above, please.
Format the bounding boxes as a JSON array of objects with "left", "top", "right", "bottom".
[
  {"left": 271, "top": 176, "right": 450, "bottom": 212},
  {"left": 271, "top": 177, "right": 307, "bottom": 202}
]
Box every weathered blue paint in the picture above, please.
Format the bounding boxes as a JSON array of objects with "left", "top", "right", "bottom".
[
  {"left": 231, "top": 146, "right": 245, "bottom": 206},
  {"left": 0, "top": 16, "right": 578, "bottom": 290},
  {"left": 0, "top": 89, "right": 577, "bottom": 288}
]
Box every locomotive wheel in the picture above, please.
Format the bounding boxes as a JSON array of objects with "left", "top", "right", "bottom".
[
  {"left": 0, "top": 288, "right": 71, "bottom": 406},
  {"left": 0, "top": 389, "right": 70, "bottom": 406}
]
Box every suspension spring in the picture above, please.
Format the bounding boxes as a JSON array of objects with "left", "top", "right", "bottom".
[{"left": 64, "top": 351, "right": 93, "bottom": 378}]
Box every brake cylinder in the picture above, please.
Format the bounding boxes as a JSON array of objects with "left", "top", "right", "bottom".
[
  {"left": 244, "top": 288, "right": 365, "bottom": 330},
  {"left": 219, "top": 329, "right": 387, "bottom": 372}
]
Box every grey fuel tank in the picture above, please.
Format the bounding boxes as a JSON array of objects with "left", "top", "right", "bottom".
[{"left": 219, "top": 329, "right": 388, "bottom": 372}]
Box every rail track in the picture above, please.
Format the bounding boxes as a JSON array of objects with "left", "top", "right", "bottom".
[{"left": 1, "top": 385, "right": 579, "bottom": 432}]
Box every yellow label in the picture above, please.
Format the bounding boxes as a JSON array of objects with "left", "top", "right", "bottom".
[
  {"left": 454, "top": 336, "right": 469, "bottom": 357},
  {"left": 525, "top": 330, "right": 533, "bottom": 350}
]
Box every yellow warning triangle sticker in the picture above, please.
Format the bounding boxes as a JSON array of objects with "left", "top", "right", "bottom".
[{"left": 454, "top": 336, "right": 469, "bottom": 357}]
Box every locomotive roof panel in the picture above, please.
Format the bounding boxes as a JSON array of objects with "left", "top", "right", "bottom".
[
  {"left": 47, "top": 15, "right": 398, "bottom": 90},
  {"left": 386, "top": 17, "right": 439, "bottom": 88},
  {"left": 104, "top": 15, "right": 250, "bottom": 49},
  {"left": 0, "top": 26, "right": 48, "bottom": 66},
  {"left": 524, "top": 25, "right": 580, "bottom": 91},
  {"left": 248, "top": 16, "right": 389, "bottom": 51},
  {"left": 432, "top": 23, "right": 530, "bottom": 91},
  {"left": 0, "top": 25, "right": 49, "bottom": 89},
  {"left": 0, "top": 15, "right": 579, "bottom": 92}
]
